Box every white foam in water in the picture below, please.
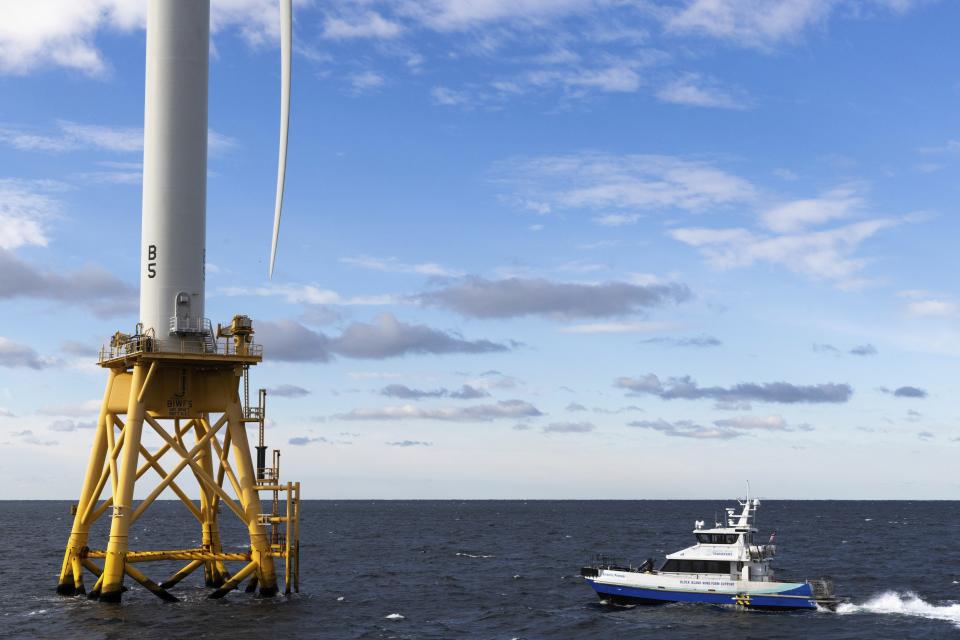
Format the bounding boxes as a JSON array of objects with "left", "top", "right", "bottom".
[
  {"left": 838, "top": 592, "right": 960, "bottom": 628},
  {"left": 456, "top": 552, "right": 494, "bottom": 559},
  {"left": 385, "top": 613, "right": 405, "bottom": 620}
]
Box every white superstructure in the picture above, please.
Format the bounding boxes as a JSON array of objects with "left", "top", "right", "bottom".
[{"left": 139, "top": 0, "right": 210, "bottom": 341}]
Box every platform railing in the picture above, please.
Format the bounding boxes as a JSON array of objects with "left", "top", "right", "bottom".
[{"left": 98, "top": 323, "right": 263, "bottom": 363}]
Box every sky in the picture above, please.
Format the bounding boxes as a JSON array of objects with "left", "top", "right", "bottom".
[{"left": 1, "top": 0, "right": 959, "bottom": 500}]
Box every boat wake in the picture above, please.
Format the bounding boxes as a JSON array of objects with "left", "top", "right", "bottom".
[{"left": 837, "top": 592, "right": 960, "bottom": 627}]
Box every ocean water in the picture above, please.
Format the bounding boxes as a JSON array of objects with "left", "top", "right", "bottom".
[{"left": 2, "top": 500, "right": 959, "bottom": 639}]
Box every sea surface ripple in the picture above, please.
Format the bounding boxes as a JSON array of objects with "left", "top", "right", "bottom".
[{"left": 2, "top": 500, "right": 959, "bottom": 639}]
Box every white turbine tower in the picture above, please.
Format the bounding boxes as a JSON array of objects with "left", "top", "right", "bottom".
[{"left": 57, "top": 0, "right": 301, "bottom": 604}]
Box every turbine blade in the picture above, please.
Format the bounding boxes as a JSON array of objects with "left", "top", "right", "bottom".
[{"left": 269, "top": 0, "right": 292, "bottom": 279}]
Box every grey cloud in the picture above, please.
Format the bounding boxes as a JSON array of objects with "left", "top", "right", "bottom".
[
  {"left": 289, "top": 435, "right": 329, "bottom": 446},
  {"left": 11, "top": 429, "right": 57, "bottom": 446},
  {"left": 917, "top": 431, "right": 935, "bottom": 441},
  {"left": 417, "top": 276, "right": 690, "bottom": 319},
  {"left": 256, "top": 320, "right": 333, "bottom": 362},
  {"left": 49, "top": 419, "right": 96, "bottom": 432},
  {"left": 386, "top": 440, "right": 432, "bottom": 447},
  {"left": 814, "top": 342, "right": 877, "bottom": 357},
  {"left": 812, "top": 343, "right": 840, "bottom": 355},
  {"left": 267, "top": 384, "right": 311, "bottom": 398},
  {"left": 336, "top": 399, "right": 542, "bottom": 422},
  {"left": 0, "top": 337, "right": 56, "bottom": 369},
  {"left": 592, "top": 405, "right": 645, "bottom": 414},
  {"left": 60, "top": 340, "right": 98, "bottom": 357},
  {"left": 542, "top": 421, "right": 595, "bottom": 433},
  {"left": 640, "top": 335, "right": 722, "bottom": 348},
  {"left": 258, "top": 315, "right": 509, "bottom": 362},
  {"left": 566, "top": 402, "right": 588, "bottom": 412},
  {"left": 0, "top": 249, "right": 136, "bottom": 318},
  {"left": 881, "top": 386, "right": 928, "bottom": 398},
  {"left": 849, "top": 343, "right": 877, "bottom": 356},
  {"left": 381, "top": 384, "right": 490, "bottom": 400},
  {"left": 615, "top": 373, "right": 852, "bottom": 404},
  {"left": 332, "top": 314, "right": 509, "bottom": 358}
]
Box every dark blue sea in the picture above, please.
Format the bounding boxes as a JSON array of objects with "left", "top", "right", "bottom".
[{"left": 2, "top": 500, "right": 959, "bottom": 638}]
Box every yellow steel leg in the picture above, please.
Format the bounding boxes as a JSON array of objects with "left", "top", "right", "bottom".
[
  {"left": 225, "top": 398, "right": 278, "bottom": 596},
  {"left": 99, "top": 364, "right": 148, "bottom": 603},
  {"left": 57, "top": 370, "right": 117, "bottom": 596},
  {"left": 194, "top": 416, "right": 226, "bottom": 587}
]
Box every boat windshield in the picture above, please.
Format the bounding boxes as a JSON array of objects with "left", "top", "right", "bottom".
[{"left": 696, "top": 533, "right": 738, "bottom": 544}]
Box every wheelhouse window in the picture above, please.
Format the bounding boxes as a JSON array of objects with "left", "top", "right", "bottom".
[
  {"left": 660, "top": 560, "right": 732, "bottom": 574},
  {"left": 695, "top": 533, "right": 740, "bottom": 544}
]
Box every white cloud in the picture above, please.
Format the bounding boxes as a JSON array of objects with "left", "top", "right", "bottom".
[
  {"left": 220, "top": 283, "right": 395, "bottom": 307},
  {"left": 0, "top": 179, "right": 58, "bottom": 250},
  {"left": 336, "top": 399, "right": 542, "bottom": 422},
  {"left": 559, "top": 321, "right": 676, "bottom": 334},
  {"left": 496, "top": 153, "right": 756, "bottom": 216},
  {"left": 1, "top": 121, "right": 235, "bottom": 155},
  {"left": 323, "top": 11, "right": 403, "bottom": 39},
  {"left": 350, "top": 71, "right": 386, "bottom": 93},
  {"left": 905, "top": 299, "right": 959, "bottom": 318},
  {"left": 341, "top": 255, "right": 462, "bottom": 277},
  {"left": 760, "top": 184, "right": 862, "bottom": 233},
  {"left": 667, "top": 0, "right": 836, "bottom": 49},
  {"left": 671, "top": 218, "right": 897, "bottom": 288},
  {"left": 0, "top": 0, "right": 296, "bottom": 76},
  {"left": 0, "top": 337, "right": 58, "bottom": 369},
  {"left": 655, "top": 74, "right": 745, "bottom": 109}
]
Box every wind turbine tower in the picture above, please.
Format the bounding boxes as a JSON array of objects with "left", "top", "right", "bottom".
[{"left": 56, "top": 0, "right": 300, "bottom": 602}]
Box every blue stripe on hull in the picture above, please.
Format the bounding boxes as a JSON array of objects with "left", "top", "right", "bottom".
[{"left": 588, "top": 580, "right": 817, "bottom": 610}]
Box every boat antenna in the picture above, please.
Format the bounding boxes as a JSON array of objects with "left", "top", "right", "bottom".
[{"left": 746, "top": 479, "right": 751, "bottom": 502}]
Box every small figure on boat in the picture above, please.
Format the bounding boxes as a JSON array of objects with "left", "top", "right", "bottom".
[{"left": 581, "top": 497, "right": 839, "bottom": 611}]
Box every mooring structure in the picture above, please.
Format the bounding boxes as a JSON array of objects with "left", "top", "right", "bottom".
[{"left": 56, "top": 0, "right": 299, "bottom": 602}]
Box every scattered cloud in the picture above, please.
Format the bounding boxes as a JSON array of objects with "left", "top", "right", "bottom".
[
  {"left": 59, "top": 340, "right": 99, "bottom": 358},
  {"left": 350, "top": 71, "right": 385, "bottom": 93},
  {"left": 10, "top": 429, "right": 57, "bottom": 446},
  {"left": 628, "top": 418, "right": 740, "bottom": 439},
  {"left": 560, "top": 321, "right": 677, "bottom": 334},
  {"left": 917, "top": 430, "right": 935, "bottom": 441},
  {"left": 760, "top": 184, "right": 863, "bottom": 233},
  {"left": 336, "top": 399, "right": 542, "bottom": 422},
  {"left": 666, "top": 0, "right": 834, "bottom": 49},
  {"left": 0, "top": 337, "right": 58, "bottom": 369},
  {"left": 849, "top": 343, "right": 878, "bottom": 356},
  {"left": 0, "top": 121, "right": 233, "bottom": 154},
  {"left": 670, "top": 218, "right": 897, "bottom": 289},
  {"left": 267, "top": 384, "right": 311, "bottom": 398},
  {"left": 288, "top": 435, "right": 329, "bottom": 446},
  {"left": 48, "top": 419, "right": 96, "bottom": 432},
  {"left": 341, "top": 255, "right": 461, "bottom": 277},
  {"left": 630, "top": 414, "right": 812, "bottom": 439},
  {"left": 0, "top": 179, "right": 59, "bottom": 250},
  {"left": 713, "top": 414, "right": 813, "bottom": 432},
  {"left": 655, "top": 73, "right": 745, "bottom": 109},
  {"left": 615, "top": 373, "right": 852, "bottom": 403},
  {"left": 0, "top": 0, "right": 292, "bottom": 76},
  {"left": 381, "top": 384, "right": 489, "bottom": 400},
  {"left": 257, "top": 314, "right": 510, "bottom": 362},
  {"left": 495, "top": 153, "right": 756, "bottom": 217},
  {"left": 542, "top": 421, "right": 595, "bottom": 433},
  {"left": 322, "top": 11, "right": 402, "bottom": 40},
  {"left": 640, "top": 335, "right": 722, "bottom": 348},
  {"left": 386, "top": 440, "right": 432, "bottom": 447},
  {"left": 418, "top": 277, "right": 690, "bottom": 319},
  {"left": 814, "top": 342, "right": 877, "bottom": 356},
  {"left": 880, "top": 385, "right": 927, "bottom": 398},
  {"left": 566, "top": 402, "right": 588, "bottom": 412},
  {"left": 905, "top": 298, "right": 958, "bottom": 318}
]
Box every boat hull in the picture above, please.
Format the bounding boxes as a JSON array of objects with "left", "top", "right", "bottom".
[{"left": 586, "top": 578, "right": 820, "bottom": 610}]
